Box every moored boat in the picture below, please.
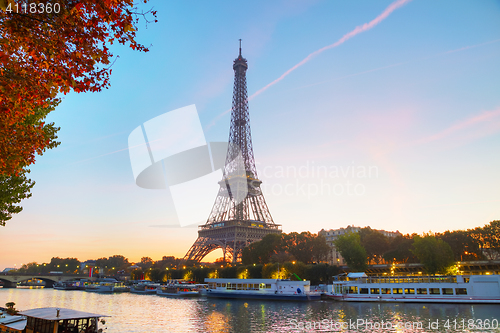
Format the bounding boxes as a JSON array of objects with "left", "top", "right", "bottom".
[
  {"left": 85, "top": 278, "right": 129, "bottom": 293},
  {"left": 1, "top": 307, "right": 108, "bottom": 333},
  {"left": 204, "top": 278, "right": 321, "bottom": 301},
  {"left": 53, "top": 280, "right": 78, "bottom": 290},
  {"left": 156, "top": 282, "right": 200, "bottom": 297},
  {"left": 130, "top": 282, "right": 160, "bottom": 294},
  {"left": 326, "top": 272, "right": 500, "bottom": 303}
]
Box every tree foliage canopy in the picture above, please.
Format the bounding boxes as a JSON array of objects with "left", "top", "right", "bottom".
[
  {"left": 0, "top": 168, "right": 34, "bottom": 226},
  {"left": 0, "top": 101, "right": 60, "bottom": 226},
  {"left": 411, "top": 235, "right": 454, "bottom": 274},
  {"left": 334, "top": 232, "right": 367, "bottom": 271},
  {"left": 0, "top": 0, "right": 156, "bottom": 175},
  {"left": 241, "top": 232, "right": 329, "bottom": 265}
]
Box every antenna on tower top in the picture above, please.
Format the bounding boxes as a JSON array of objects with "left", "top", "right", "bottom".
[{"left": 239, "top": 39, "right": 242, "bottom": 56}]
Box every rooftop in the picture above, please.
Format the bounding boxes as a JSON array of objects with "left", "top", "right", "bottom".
[{"left": 18, "top": 307, "right": 108, "bottom": 321}]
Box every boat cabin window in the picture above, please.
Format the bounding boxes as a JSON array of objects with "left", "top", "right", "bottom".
[
  {"left": 381, "top": 288, "right": 391, "bottom": 294},
  {"left": 404, "top": 288, "right": 415, "bottom": 294},
  {"left": 359, "top": 288, "right": 369, "bottom": 294},
  {"left": 456, "top": 288, "right": 467, "bottom": 295},
  {"left": 265, "top": 284, "right": 271, "bottom": 289},
  {"left": 27, "top": 317, "right": 55, "bottom": 333},
  {"left": 217, "top": 283, "right": 221, "bottom": 287},
  {"left": 221, "top": 283, "right": 226, "bottom": 288},
  {"left": 348, "top": 286, "right": 358, "bottom": 294},
  {"left": 370, "top": 288, "right": 380, "bottom": 294},
  {"left": 392, "top": 288, "right": 403, "bottom": 294},
  {"left": 429, "top": 288, "right": 440, "bottom": 295},
  {"left": 417, "top": 288, "right": 427, "bottom": 295},
  {"left": 464, "top": 278, "right": 470, "bottom": 283},
  {"left": 208, "top": 283, "right": 216, "bottom": 289},
  {"left": 237, "top": 284, "right": 243, "bottom": 290},
  {"left": 442, "top": 288, "right": 454, "bottom": 295}
]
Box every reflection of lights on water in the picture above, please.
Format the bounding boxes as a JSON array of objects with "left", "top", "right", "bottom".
[
  {"left": 244, "top": 303, "right": 248, "bottom": 308},
  {"left": 205, "top": 312, "right": 230, "bottom": 333}
]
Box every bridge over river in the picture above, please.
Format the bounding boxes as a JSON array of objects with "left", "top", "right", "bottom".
[{"left": 0, "top": 274, "right": 96, "bottom": 288}]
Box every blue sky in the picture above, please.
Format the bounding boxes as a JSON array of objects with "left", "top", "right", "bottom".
[{"left": 2, "top": 0, "right": 500, "bottom": 269}]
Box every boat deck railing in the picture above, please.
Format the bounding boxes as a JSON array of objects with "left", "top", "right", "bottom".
[{"left": 334, "top": 276, "right": 460, "bottom": 284}]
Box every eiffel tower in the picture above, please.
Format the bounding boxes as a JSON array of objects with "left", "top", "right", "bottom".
[{"left": 183, "top": 41, "right": 281, "bottom": 263}]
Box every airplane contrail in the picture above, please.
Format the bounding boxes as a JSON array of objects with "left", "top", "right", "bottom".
[
  {"left": 250, "top": 0, "right": 413, "bottom": 100},
  {"left": 207, "top": 0, "right": 413, "bottom": 128}
]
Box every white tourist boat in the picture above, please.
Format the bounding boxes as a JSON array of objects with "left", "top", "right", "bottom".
[
  {"left": 326, "top": 272, "right": 500, "bottom": 303},
  {"left": 204, "top": 278, "right": 321, "bottom": 301},
  {"left": 156, "top": 282, "right": 200, "bottom": 297}
]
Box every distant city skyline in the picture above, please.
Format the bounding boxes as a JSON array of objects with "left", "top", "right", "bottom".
[{"left": 1, "top": 0, "right": 500, "bottom": 270}]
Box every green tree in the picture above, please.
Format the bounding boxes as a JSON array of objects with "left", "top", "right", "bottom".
[
  {"left": 106, "top": 255, "right": 129, "bottom": 271},
  {"left": 411, "top": 235, "right": 454, "bottom": 274},
  {"left": 147, "top": 268, "right": 163, "bottom": 282},
  {"left": 17, "top": 262, "right": 43, "bottom": 274},
  {"left": 248, "top": 264, "right": 263, "bottom": 279},
  {"left": 334, "top": 233, "right": 367, "bottom": 271},
  {"left": 359, "top": 227, "right": 390, "bottom": 264},
  {"left": 437, "top": 230, "right": 482, "bottom": 261},
  {"left": 0, "top": 170, "right": 34, "bottom": 226},
  {"left": 0, "top": 101, "right": 61, "bottom": 226},
  {"left": 383, "top": 234, "right": 417, "bottom": 264},
  {"left": 242, "top": 233, "right": 282, "bottom": 265},
  {"left": 48, "top": 257, "right": 80, "bottom": 273},
  {"left": 5, "top": 302, "right": 18, "bottom": 315}
]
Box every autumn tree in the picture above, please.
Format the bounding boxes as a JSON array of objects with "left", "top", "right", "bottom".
[
  {"left": 436, "top": 230, "right": 483, "bottom": 261},
  {"left": 481, "top": 220, "right": 500, "bottom": 260},
  {"left": 138, "top": 256, "right": 153, "bottom": 270},
  {"left": 0, "top": 0, "right": 156, "bottom": 175},
  {"left": 0, "top": 0, "right": 156, "bottom": 226}
]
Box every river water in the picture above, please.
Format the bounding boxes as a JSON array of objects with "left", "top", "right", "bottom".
[{"left": 1, "top": 288, "right": 499, "bottom": 332}]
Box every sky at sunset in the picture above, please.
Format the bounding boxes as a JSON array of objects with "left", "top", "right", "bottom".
[{"left": 2, "top": 0, "right": 500, "bottom": 270}]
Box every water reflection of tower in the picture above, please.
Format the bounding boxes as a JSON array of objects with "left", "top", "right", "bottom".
[{"left": 183, "top": 41, "right": 281, "bottom": 263}]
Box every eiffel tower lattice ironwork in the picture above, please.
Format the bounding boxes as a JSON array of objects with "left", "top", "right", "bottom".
[{"left": 183, "top": 41, "right": 281, "bottom": 263}]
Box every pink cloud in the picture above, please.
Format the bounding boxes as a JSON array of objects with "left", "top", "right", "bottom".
[{"left": 416, "top": 107, "right": 500, "bottom": 145}]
